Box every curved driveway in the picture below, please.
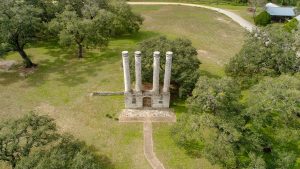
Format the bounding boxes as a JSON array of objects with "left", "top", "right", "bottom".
[{"left": 128, "top": 2, "right": 255, "bottom": 32}]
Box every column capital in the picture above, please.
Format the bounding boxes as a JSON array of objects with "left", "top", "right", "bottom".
[
  {"left": 135, "top": 51, "right": 142, "bottom": 56},
  {"left": 166, "top": 51, "right": 173, "bottom": 57},
  {"left": 153, "top": 51, "right": 160, "bottom": 57},
  {"left": 122, "top": 51, "right": 129, "bottom": 57}
]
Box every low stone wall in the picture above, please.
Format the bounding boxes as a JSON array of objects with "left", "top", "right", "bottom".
[{"left": 91, "top": 91, "right": 124, "bottom": 96}]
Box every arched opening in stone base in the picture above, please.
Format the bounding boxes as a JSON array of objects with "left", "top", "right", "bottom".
[{"left": 143, "top": 97, "right": 152, "bottom": 107}]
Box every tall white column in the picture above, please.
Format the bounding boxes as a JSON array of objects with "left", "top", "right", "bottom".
[
  {"left": 135, "top": 51, "right": 142, "bottom": 92},
  {"left": 152, "top": 51, "right": 160, "bottom": 94},
  {"left": 122, "top": 51, "right": 131, "bottom": 93},
  {"left": 163, "top": 51, "right": 173, "bottom": 93}
]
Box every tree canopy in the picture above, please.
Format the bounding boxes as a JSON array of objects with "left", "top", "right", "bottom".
[
  {"left": 0, "top": 113, "right": 114, "bottom": 169},
  {"left": 172, "top": 75, "right": 300, "bottom": 169},
  {"left": 15, "top": 135, "right": 114, "bottom": 169},
  {"left": 130, "top": 36, "right": 200, "bottom": 98},
  {"left": 0, "top": 0, "right": 142, "bottom": 65},
  {"left": 0, "top": 113, "right": 58, "bottom": 168},
  {"left": 0, "top": 0, "right": 42, "bottom": 67},
  {"left": 225, "top": 25, "right": 300, "bottom": 85},
  {"left": 49, "top": 0, "right": 142, "bottom": 58},
  {"left": 49, "top": 5, "right": 114, "bottom": 58},
  {"left": 173, "top": 77, "right": 244, "bottom": 168}
]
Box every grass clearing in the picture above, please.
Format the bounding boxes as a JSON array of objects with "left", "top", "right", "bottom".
[
  {"left": 130, "top": 0, "right": 255, "bottom": 23},
  {"left": 132, "top": 5, "right": 245, "bottom": 75},
  {"left": 0, "top": 5, "right": 245, "bottom": 169}
]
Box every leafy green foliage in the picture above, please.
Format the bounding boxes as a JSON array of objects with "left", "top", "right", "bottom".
[
  {"left": 225, "top": 25, "right": 300, "bottom": 86},
  {"left": 0, "top": 113, "right": 58, "bottom": 168},
  {"left": 284, "top": 18, "right": 299, "bottom": 32},
  {"left": 276, "top": 0, "right": 298, "bottom": 6},
  {"left": 15, "top": 135, "right": 114, "bottom": 169},
  {"left": 49, "top": 0, "right": 142, "bottom": 58},
  {"left": 0, "top": 0, "right": 42, "bottom": 67},
  {"left": 130, "top": 36, "right": 200, "bottom": 98},
  {"left": 0, "top": 114, "right": 114, "bottom": 169},
  {"left": 244, "top": 75, "right": 300, "bottom": 169},
  {"left": 108, "top": 0, "right": 143, "bottom": 36},
  {"left": 254, "top": 11, "right": 271, "bottom": 26},
  {"left": 172, "top": 77, "right": 243, "bottom": 168},
  {"left": 173, "top": 75, "right": 300, "bottom": 169},
  {"left": 187, "top": 76, "right": 242, "bottom": 115},
  {"left": 24, "top": 0, "right": 64, "bottom": 22},
  {"left": 49, "top": 5, "right": 114, "bottom": 58},
  {"left": 0, "top": 43, "right": 12, "bottom": 56}
]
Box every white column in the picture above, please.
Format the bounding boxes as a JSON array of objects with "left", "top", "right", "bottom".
[
  {"left": 122, "top": 51, "right": 131, "bottom": 93},
  {"left": 135, "top": 51, "right": 142, "bottom": 92},
  {"left": 152, "top": 51, "right": 160, "bottom": 94},
  {"left": 163, "top": 51, "right": 173, "bottom": 93}
]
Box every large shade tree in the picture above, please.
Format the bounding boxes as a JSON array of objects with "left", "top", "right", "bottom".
[
  {"left": 15, "top": 135, "right": 114, "bottom": 169},
  {"left": 0, "top": 113, "right": 114, "bottom": 169},
  {"left": 49, "top": 5, "right": 114, "bottom": 58},
  {"left": 244, "top": 75, "right": 300, "bottom": 169},
  {"left": 172, "top": 75, "right": 300, "bottom": 169},
  {"left": 0, "top": 0, "right": 42, "bottom": 68},
  {"left": 0, "top": 114, "right": 58, "bottom": 168},
  {"left": 172, "top": 77, "right": 244, "bottom": 168},
  {"left": 225, "top": 25, "right": 300, "bottom": 85},
  {"left": 49, "top": 0, "right": 142, "bottom": 58}
]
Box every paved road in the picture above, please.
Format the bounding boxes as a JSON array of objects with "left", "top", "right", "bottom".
[
  {"left": 144, "top": 122, "right": 165, "bottom": 169},
  {"left": 128, "top": 2, "right": 255, "bottom": 32}
]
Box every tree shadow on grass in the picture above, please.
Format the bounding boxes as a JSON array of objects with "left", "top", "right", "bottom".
[
  {"left": 26, "top": 47, "right": 121, "bottom": 87},
  {"left": 0, "top": 31, "right": 160, "bottom": 87},
  {"left": 112, "top": 31, "right": 161, "bottom": 44},
  {"left": 0, "top": 71, "right": 22, "bottom": 86}
]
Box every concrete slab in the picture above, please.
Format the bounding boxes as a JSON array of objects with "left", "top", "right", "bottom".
[{"left": 119, "top": 109, "right": 176, "bottom": 123}]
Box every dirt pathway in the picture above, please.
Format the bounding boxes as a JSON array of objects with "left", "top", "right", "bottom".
[
  {"left": 144, "top": 122, "right": 165, "bottom": 169},
  {"left": 128, "top": 2, "right": 255, "bottom": 32}
]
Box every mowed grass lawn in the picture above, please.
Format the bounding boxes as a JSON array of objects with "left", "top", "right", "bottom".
[
  {"left": 130, "top": 0, "right": 255, "bottom": 23},
  {"left": 132, "top": 5, "right": 245, "bottom": 76},
  {"left": 0, "top": 5, "right": 245, "bottom": 169}
]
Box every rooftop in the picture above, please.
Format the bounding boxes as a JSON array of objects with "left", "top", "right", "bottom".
[{"left": 266, "top": 7, "right": 296, "bottom": 17}]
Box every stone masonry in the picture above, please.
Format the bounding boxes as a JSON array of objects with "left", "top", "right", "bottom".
[{"left": 122, "top": 51, "right": 173, "bottom": 109}]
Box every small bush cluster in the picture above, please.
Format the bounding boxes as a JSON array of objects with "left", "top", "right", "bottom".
[
  {"left": 254, "top": 11, "right": 271, "bottom": 26},
  {"left": 284, "top": 18, "right": 299, "bottom": 32}
]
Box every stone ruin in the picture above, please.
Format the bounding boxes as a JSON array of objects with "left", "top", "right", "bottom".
[{"left": 122, "top": 51, "right": 173, "bottom": 109}]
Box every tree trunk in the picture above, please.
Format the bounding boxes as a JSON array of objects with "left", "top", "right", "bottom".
[
  {"left": 78, "top": 44, "right": 83, "bottom": 58},
  {"left": 17, "top": 48, "right": 37, "bottom": 68}
]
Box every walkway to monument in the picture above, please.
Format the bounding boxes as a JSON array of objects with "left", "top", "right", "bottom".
[
  {"left": 144, "top": 122, "right": 165, "bottom": 169},
  {"left": 119, "top": 109, "right": 176, "bottom": 169},
  {"left": 128, "top": 2, "right": 255, "bottom": 32}
]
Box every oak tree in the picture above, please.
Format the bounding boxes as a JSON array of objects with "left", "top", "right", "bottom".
[
  {"left": 0, "top": 0, "right": 42, "bottom": 68},
  {"left": 0, "top": 114, "right": 58, "bottom": 168}
]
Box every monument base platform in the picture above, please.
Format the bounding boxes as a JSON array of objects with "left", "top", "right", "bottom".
[{"left": 119, "top": 108, "right": 176, "bottom": 123}]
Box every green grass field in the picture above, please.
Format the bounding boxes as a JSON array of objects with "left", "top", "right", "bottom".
[
  {"left": 130, "top": 0, "right": 255, "bottom": 23},
  {"left": 132, "top": 5, "right": 246, "bottom": 76},
  {"left": 0, "top": 5, "right": 245, "bottom": 169}
]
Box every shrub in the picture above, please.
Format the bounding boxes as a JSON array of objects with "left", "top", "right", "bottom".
[
  {"left": 284, "top": 18, "right": 299, "bottom": 32},
  {"left": 254, "top": 11, "right": 271, "bottom": 26}
]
